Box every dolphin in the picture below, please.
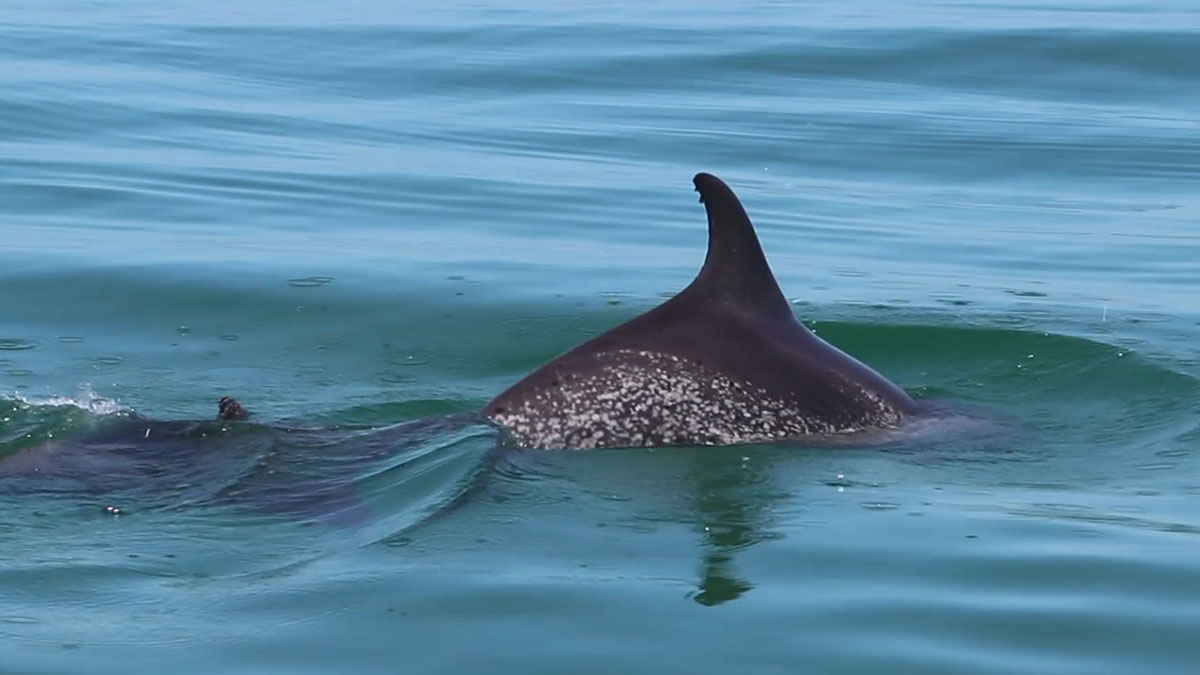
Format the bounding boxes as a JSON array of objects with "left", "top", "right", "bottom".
[
  {"left": 484, "top": 172, "right": 917, "bottom": 449},
  {"left": 2, "top": 172, "right": 922, "bottom": 508}
]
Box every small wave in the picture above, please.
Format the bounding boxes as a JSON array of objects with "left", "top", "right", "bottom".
[{"left": 8, "top": 384, "right": 128, "bottom": 417}]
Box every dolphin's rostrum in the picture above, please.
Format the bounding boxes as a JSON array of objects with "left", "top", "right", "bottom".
[{"left": 485, "top": 173, "right": 917, "bottom": 449}]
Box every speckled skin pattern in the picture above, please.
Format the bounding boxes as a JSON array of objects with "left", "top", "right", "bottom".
[
  {"left": 491, "top": 349, "right": 901, "bottom": 449},
  {"left": 485, "top": 173, "right": 917, "bottom": 450}
]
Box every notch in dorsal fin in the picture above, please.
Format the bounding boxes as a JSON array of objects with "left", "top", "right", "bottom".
[{"left": 685, "top": 173, "right": 792, "bottom": 317}]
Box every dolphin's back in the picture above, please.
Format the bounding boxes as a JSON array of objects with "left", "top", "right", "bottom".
[{"left": 486, "top": 173, "right": 916, "bottom": 449}]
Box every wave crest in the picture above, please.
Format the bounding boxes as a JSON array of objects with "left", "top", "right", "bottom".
[{"left": 7, "top": 384, "right": 128, "bottom": 417}]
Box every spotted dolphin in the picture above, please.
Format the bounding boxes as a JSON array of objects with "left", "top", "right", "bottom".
[
  {"left": 485, "top": 172, "right": 917, "bottom": 449},
  {"left": 1, "top": 173, "right": 922, "bottom": 521}
]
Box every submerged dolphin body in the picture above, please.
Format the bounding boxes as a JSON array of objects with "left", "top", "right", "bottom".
[{"left": 485, "top": 173, "right": 917, "bottom": 449}]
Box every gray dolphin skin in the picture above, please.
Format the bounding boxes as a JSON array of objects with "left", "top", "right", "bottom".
[{"left": 485, "top": 172, "right": 918, "bottom": 450}]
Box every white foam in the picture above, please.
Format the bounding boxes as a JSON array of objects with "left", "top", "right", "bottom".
[{"left": 9, "top": 384, "right": 128, "bottom": 416}]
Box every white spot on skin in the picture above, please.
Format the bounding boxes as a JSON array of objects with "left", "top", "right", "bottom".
[{"left": 490, "top": 350, "right": 903, "bottom": 449}]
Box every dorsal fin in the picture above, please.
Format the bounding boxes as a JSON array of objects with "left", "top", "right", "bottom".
[{"left": 684, "top": 173, "right": 792, "bottom": 317}]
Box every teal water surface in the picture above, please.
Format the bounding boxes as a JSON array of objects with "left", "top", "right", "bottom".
[{"left": 3, "top": 1, "right": 1200, "bottom": 673}]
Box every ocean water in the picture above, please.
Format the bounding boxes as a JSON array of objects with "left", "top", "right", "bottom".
[{"left": 3, "top": 1, "right": 1200, "bottom": 672}]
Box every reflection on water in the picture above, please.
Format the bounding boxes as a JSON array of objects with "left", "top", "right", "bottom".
[{"left": 688, "top": 451, "right": 774, "bottom": 606}]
